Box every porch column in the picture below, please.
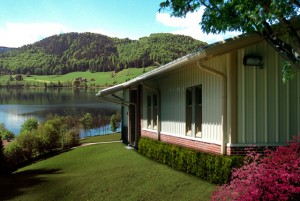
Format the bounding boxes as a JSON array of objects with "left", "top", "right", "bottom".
[{"left": 227, "top": 51, "right": 238, "bottom": 145}]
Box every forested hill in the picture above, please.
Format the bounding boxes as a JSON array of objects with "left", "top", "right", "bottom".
[{"left": 0, "top": 32, "right": 207, "bottom": 75}]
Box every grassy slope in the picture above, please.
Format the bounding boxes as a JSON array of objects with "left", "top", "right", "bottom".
[
  {"left": 0, "top": 142, "right": 215, "bottom": 201},
  {"left": 0, "top": 67, "right": 154, "bottom": 87}
]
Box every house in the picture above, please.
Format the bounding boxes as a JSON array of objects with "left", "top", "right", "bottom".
[{"left": 97, "top": 32, "right": 300, "bottom": 155}]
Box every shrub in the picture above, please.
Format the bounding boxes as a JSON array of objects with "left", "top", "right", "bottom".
[
  {"left": 2, "top": 115, "right": 82, "bottom": 171},
  {"left": 0, "top": 129, "right": 15, "bottom": 141},
  {"left": 63, "top": 128, "right": 80, "bottom": 148},
  {"left": 20, "top": 118, "right": 38, "bottom": 133},
  {"left": 138, "top": 138, "right": 243, "bottom": 184},
  {"left": 0, "top": 123, "right": 15, "bottom": 141},
  {"left": 212, "top": 135, "right": 300, "bottom": 201},
  {"left": 4, "top": 141, "right": 25, "bottom": 168},
  {"left": 41, "top": 120, "right": 62, "bottom": 151},
  {"left": 16, "top": 130, "right": 40, "bottom": 160}
]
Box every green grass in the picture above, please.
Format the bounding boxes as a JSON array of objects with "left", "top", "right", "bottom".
[
  {"left": 0, "top": 67, "right": 155, "bottom": 87},
  {"left": 80, "top": 133, "right": 121, "bottom": 144},
  {"left": 0, "top": 139, "right": 215, "bottom": 201}
]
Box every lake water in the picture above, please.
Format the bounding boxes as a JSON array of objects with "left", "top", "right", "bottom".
[{"left": 0, "top": 87, "right": 121, "bottom": 137}]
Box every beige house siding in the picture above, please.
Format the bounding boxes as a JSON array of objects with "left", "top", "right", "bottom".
[
  {"left": 237, "top": 40, "right": 300, "bottom": 145},
  {"left": 142, "top": 55, "right": 228, "bottom": 145}
]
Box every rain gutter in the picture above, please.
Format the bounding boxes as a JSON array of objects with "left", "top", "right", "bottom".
[{"left": 196, "top": 61, "right": 227, "bottom": 155}]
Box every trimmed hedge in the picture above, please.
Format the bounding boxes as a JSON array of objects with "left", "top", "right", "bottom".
[{"left": 138, "top": 137, "right": 244, "bottom": 184}]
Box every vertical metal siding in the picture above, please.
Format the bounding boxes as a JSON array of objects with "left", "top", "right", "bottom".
[
  {"left": 237, "top": 40, "right": 300, "bottom": 144},
  {"left": 143, "top": 56, "right": 226, "bottom": 144}
]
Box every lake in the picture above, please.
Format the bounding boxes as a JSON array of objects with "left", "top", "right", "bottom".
[{"left": 0, "top": 87, "right": 121, "bottom": 137}]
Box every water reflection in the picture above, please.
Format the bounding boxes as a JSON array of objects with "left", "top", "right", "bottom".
[{"left": 0, "top": 88, "right": 121, "bottom": 136}]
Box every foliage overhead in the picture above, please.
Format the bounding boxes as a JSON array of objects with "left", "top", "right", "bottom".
[
  {"left": 159, "top": 0, "right": 300, "bottom": 81},
  {"left": 0, "top": 32, "right": 206, "bottom": 75}
]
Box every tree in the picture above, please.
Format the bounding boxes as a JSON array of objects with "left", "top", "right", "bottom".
[
  {"left": 80, "top": 113, "right": 93, "bottom": 136},
  {"left": 26, "top": 70, "right": 31, "bottom": 77},
  {"left": 110, "top": 113, "right": 121, "bottom": 132},
  {"left": 14, "top": 74, "right": 23, "bottom": 81},
  {"left": 159, "top": 0, "right": 300, "bottom": 81}
]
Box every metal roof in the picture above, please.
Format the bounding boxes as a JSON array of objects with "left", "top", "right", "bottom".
[{"left": 96, "top": 33, "right": 263, "bottom": 97}]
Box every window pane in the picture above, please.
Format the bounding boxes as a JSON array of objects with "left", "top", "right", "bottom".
[
  {"left": 147, "top": 95, "right": 151, "bottom": 128},
  {"left": 195, "top": 85, "right": 202, "bottom": 137},
  {"left": 153, "top": 95, "right": 158, "bottom": 129}
]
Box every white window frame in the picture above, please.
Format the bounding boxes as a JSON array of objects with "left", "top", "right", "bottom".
[
  {"left": 186, "top": 85, "right": 202, "bottom": 138},
  {"left": 146, "top": 93, "right": 158, "bottom": 130}
]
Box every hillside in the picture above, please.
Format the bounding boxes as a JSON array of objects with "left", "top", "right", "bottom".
[{"left": 0, "top": 33, "right": 207, "bottom": 75}]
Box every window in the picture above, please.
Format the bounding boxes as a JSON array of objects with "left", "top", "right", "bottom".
[
  {"left": 147, "top": 95, "right": 152, "bottom": 128},
  {"left": 147, "top": 94, "right": 158, "bottom": 130},
  {"left": 186, "top": 85, "right": 202, "bottom": 138},
  {"left": 153, "top": 94, "right": 158, "bottom": 129}
]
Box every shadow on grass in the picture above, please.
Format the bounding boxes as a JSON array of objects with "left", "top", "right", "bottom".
[{"left": 0, "top": 168, "right": 62, "bottom": 200}]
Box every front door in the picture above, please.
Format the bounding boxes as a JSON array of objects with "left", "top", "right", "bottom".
[{"left": 128, "top": 86, "right": 141, "bottom": 147}]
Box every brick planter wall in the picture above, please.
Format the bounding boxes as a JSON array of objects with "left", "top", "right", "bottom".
[
  {"left": 141, "top": 130, "right": 221, "bottom": 155},
  {"left": 141, "top": 130, "right": 158, "bottom": 140},
  {"left": 227, "top": 146, "right": 278, "bottom": 155}
]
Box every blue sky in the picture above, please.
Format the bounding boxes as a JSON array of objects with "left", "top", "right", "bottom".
[{"left": 0, "top": 0, "right": 239, "bottom": 47}]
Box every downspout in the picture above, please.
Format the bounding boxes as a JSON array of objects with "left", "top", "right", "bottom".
[
  {"left": 142, "top": 84, "right": 161, "bottom": 141},
  {"left": 196, "top": 61, "right": 227, "bottom": 155},
  {"left": 98, "top": 96, "right": 137, "bottom": 147}
]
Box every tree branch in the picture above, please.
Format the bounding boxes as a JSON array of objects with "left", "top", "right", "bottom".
[
  {"left": 278, "top": 16, "right": 300, "bottom": 53},
  {"left": 291, "top": 0, "right": 300, "bottom": 8},
  {"left": 261, "top": 19, "right": 300, "bottom": 69}
]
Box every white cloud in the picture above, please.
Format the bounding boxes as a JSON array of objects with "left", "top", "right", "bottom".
[
  {"left": 0, "top": 22, "right": 69, "bottom": 47},
  {"left": 156, "top": 8, "right": 240, "bottom": 44}
]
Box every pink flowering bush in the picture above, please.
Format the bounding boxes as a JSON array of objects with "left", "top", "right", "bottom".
[{"left": 212, "top": 134, "right": 300, "bottom": 201}]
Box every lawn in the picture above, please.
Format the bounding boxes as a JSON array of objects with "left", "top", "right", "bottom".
[
  {"left": 0, "top": 139, "right": 215, "bottom": 201},
  {"left": 80, "top": 133, "right": 121, "bottom": 144},
  {"left": 0, "top": 67, "right": 155, "bottom": 87}
]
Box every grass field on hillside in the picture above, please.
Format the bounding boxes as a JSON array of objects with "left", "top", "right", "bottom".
[
  {"left": 0, "top": 67, "right": 155, "bottom": 87},
  {"left": 80, "top": 133, "right": 121, "bottom": 144},
  {"left": 0, "top": 136, "right": 215, "bottom": 201}
]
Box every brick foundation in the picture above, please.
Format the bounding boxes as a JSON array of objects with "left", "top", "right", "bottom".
[
  {"left": 141, "top": 130, "right": 283, "bottom": 155},
  {"left": 227, "top": 146, "right": 278, "bottom": 155},
  {"left": 141, "top": 130, "right": 221, "bottom": 155},
  {"left": 141, "top": 130, "right": 158, "bottom": 140},
  {"left": 226, "top": 147, "right": 248, "bottom": 155}
]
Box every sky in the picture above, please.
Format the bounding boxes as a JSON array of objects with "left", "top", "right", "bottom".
[{"left": 0, "top": 0, "right": 240, "bottom": 48}]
